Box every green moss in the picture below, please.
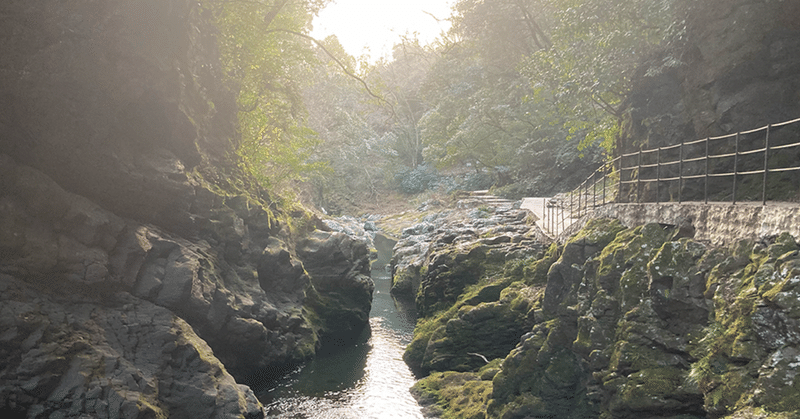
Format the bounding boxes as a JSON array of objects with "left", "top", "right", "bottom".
[
  {"left": 617, "top": 367, "right": 685, "bottom": 408},
  {"left": 406, "top": 278, "right": 540, "bottom": 374},
  {"left": 503, "top": 259, "right": 526, "bottom": 280},
  {"left": 416, "top": 245, "right": 489, "bottom": 317},
  {"left": 523, "top": 242, "right": 560, "bottom": 285},
  {"left": 720, "top": 407, "right": 800, "bottom": 419},
  {"left": 568, "top": 218, "right": 627, "bottom": 248},
  {"left": 687, "top": 236, "right": 800, "bottom": 417},
  {"left": 137, "top": 395, "right": 168, "bottom": 419},
  {"left": 411, "top": 372, "right": 492, "bottom": 419},
  {"left": 405, "top": 304, "right": 462, "bottom": 374},
  {"left": 593, "top": 223, "right": 671, "bottom": 313},
  {"left": 391, "top": 265, "right": 421, "bottom": 298}
]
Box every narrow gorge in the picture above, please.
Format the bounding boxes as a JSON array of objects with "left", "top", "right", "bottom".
[
  {"left": 2, "top": 0, "right": 800, "bottom": 418},
  {"left": 0, "top": 1, "right": 374, "bottom": 417}
]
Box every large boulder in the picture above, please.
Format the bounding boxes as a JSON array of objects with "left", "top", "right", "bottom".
[
  {"left": 0, "top": 152, "right": 373, "bottom": 415},
  {"left": 0, "top": 277, "right": 262, "bottom": 419},
  {"left": 297, "top": 231, "right": 375, "bottom": 343}
]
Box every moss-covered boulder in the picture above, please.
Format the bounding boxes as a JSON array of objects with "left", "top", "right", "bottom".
[
  {"left": 417, "top": 244, "right": 489, "bottom": 317},
  {"left": 404, "top": 279, "right": 542, "bottom": 376},
  {"left": 420, "top": 284, "right": 540, "bottom": 374},
  {"left": 689, "top": 233, "right": 800, "bottom": 417},
  {"left": 543, "top": 219, "right": 626, "bottom": 316},
  {"left": 489, "top": 319, "right": 595, "bottom": 419},
  {"left": 411, "top": 367, "right": 497, "bottom": 419},
  {"left": 297, "top": 231, "right": 375, "bottom": 342},
  {"left": 404, "top": 205, "right": 800, "bottom": 419}
]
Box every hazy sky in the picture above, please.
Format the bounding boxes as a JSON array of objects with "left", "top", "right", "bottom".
[{"left": 310, "top": 0, "right": 453, "bottom": 61}]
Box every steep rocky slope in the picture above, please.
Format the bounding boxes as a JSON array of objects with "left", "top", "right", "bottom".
[
  {"left": 0, "top": 0, "right": 373, "bottom": 417},
  {"left": 402, "top": 214, "right": 800, "bottom": 419}
]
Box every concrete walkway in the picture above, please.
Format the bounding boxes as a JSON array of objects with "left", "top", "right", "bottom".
[{"left": 521, "top": 197, "right": 580, "bottom": 237}]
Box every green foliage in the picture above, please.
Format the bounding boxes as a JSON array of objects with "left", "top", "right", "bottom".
[
  {"left": 394, "top": 164, "right": 441, "bottom": 194},
  {"left": 205, "top": 0, "right": 330, "bottom": 195},
  {"left": 300, "top": 37, "right": 393, "bottom": 210},
  {"left": 521, "top": 0, "right": 679, "bottom": 153}
]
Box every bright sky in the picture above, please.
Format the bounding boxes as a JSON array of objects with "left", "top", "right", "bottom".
[{"left": 310, "top": 0, "right": 453, "bottom": 61}]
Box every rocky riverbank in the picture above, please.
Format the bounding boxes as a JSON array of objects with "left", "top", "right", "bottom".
[
  {"left": 0, "top": 0, "right": 374, "bottom": 417},
  {"left": 396, "top": 208, "right": 800, "bottom": 419},
  {"left": 0, "top": 152, "right": 375, "bottom": 418}
]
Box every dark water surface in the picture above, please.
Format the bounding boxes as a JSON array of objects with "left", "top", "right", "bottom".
[{"left": 258, "top": 260, "right": 424, "bottom": 418}]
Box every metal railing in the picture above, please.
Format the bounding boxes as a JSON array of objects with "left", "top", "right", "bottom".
[{"left": 541, "top": 116, "right": 800, "bottom": 236}]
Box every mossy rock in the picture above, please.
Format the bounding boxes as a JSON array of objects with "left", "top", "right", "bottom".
[
  {"left": 391, "top": 264, "right": 421, "bottom": 298},
  {"left": 523, "top": 242, "right": 560, "bottom": 285},
  {"left": 568, "top": 218, "right": 627, "bottom": 248},
  {"left": 593, "top": 223, "right": 672, "bottom": 314},
  {"left": 416, "top": 245, "right": 488, "bottom": 317},
  {"left": 611, "top": 367, "right": 701, "bottom": 415},
  {"left": 489, "top": 319, "right": 594, "bottom": 419},
  {"left": 689, "top": 234, "right": 800, "bottom": 418},
  {"left": 408, "top": 281, "right": 541, "bottom": 375},
  {"left": 411, "top": 371, "right": 492, "bottom": 419}
]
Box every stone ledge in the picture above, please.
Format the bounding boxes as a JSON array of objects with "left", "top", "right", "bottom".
[{"left": 563, "top": 202, "right": 800, "bottom": 246}]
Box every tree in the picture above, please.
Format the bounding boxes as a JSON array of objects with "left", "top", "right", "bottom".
[
  {"left": 204, "top": 0, "right": 329, "bottom": 194},
  {"left": 301, "top": 36, "right": 389, "bottom": 209},
  {"left": 523, "top": 0, "right": 679, "bottom": 152}
]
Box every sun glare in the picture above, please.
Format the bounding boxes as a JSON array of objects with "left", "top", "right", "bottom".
[{"left": 310, "top": 0, "right": 453, "bottom": 61}]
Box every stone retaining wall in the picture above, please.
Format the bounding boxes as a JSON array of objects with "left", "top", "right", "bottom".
[{"left": 562, "top": 202, "right": 800, "bottom": 246}]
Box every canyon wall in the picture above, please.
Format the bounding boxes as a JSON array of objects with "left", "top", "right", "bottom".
[
  {"left": 620, "top": 0, "right": 800, "bottom": 202},
  {"left": 0, "top": 1, "right": 373, "bottom": 417}
]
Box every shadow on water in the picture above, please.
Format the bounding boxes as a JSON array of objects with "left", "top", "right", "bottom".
[
  {"left": 260, "top": 326, "right": 372, "bottom": 401},
  {"left": 253, "top": 240, "right": 424, "bottom": 418}
]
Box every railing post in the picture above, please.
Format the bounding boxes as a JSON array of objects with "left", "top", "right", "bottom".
[
  {"left": 762, "top": 124, "right": 771, "bottom": 205},
  {"left": 582, "top": 181, "right": 586, "bottom": 216},
  {"left": 678, "top": 139, "right": 684, "bottom": 203},
  {"left": 602, "top": 163, "right": 607, "bottom": 205},
  {"left": 656, "top": 147, "right": 661, "bottom": 204},
  {"left": 593, "top": 172, "right": 597, "bottom": 208},
  {"left": 637, "top": 149, "right": 642, "bottom": 204},
  {"left": 578, "top": 182, "right": 583, "bottom": 217},
  {"left": 704, "top": 137, "right": 709, "bottom": 204},
  {"left": 618, "top": 156, "right": 623, "bottom": 203},
  {"left": 548, "top": 203, "right": 551, "bottom": 235},
  {"left": 733, "top": 132, "right": 739, "bottom": 204},
  {"left": 542, "top": 198, "right": 546, "bottom": 235}
]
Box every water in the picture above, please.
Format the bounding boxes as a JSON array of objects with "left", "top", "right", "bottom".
[{"left": 258, "top": 260, "right": 424, "bottom": 419}]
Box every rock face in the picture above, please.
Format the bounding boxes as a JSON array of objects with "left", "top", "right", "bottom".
[
  {"left": 391, "top": 206, "right": 548, "bottom": 376},
  {"left": 391, "top": 206, "right": 546, "bottom": 304},
  {"left": 0, "top": 280, "right": 263, "bottom": 419},
  {"left": 407, "top": 215, "right": 800, "bottom": 419},
  {"left": 298, "top": 231, "right": 375, "bottom": 343},
  {"left": 620, "top": 0, "right": 800, "bottom": 202},
  {"left": 0, "top": 0, "right": 373, "bottom": 417}
]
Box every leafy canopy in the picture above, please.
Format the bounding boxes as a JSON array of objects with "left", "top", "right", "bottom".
[{"left": 205, "top": 0, "right": 329, "bottom": 195}]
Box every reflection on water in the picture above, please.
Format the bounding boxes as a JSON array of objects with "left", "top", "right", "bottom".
[{"left": 258, "top": 264, "right": 424, "bottom": 419}]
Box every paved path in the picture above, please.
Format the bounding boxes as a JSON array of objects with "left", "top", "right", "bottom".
[
  {"left": 521, "top": 197, "right": 579, "bottom": 237},
  {"left": 462, "top": 191, "right": 579, "bottom": 238}
]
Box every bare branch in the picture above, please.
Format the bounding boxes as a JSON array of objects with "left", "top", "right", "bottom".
[{"left": 265, "top": 28, "right": 397, "bottom": 119}]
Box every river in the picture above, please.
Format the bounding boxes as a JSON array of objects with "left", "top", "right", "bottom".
[{"left": 256, "top": 251, "right": 425, "bottom": 418}]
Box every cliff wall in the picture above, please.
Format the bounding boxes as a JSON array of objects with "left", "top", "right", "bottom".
[
  {"left": 403, "top": 214, "right": 800, "bottom": 419},
  {"left": 620, "top": 0, "right": 800, "bottom": 202},
  {"left": 0, "top": 1, "right": 373, "bottom": 417}
]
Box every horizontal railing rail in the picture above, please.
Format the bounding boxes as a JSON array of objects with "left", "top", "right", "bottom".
[{"left": 540, "top": 116, "right": 800, "bottom": 237}]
